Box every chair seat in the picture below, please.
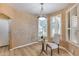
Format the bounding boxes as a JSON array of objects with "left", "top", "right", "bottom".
[{"left": 47, "top": 43, "right": 58, "bottom": 49}]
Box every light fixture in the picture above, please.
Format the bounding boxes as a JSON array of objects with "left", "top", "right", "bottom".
[
  {"left": 37, "top": 3, "right": 45, "bottom": 18},
  {"left": 40, "top": 3, "right": 44, "bottom": 17}
]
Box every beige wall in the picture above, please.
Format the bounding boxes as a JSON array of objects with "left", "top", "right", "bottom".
[
  {"left": 47, "top": 16, "right": 51, "bottom": 42},
  {"left": 0, "top": 4, "right": 38, "bottom": 49}
]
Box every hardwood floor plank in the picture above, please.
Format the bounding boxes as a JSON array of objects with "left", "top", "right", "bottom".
[{"left": 0, "top": 43, "right": 70, "bottom": 56}]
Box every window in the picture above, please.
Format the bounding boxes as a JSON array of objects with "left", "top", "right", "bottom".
[
  {"left": 38, "top": 17, "right": 47, "bottom": 38},
  {"left": 66, "top": 5, "right": 79, "bottom": 44},
  {"left": 70, "top": 6, "right": 78, "bottom": 44},
  {"left": 51, "top": 14, "right": 61, "bottom": 37}
]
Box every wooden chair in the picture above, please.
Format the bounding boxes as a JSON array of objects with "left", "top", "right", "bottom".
[
  {"left": 46, "top": 34, "right": 60, "bottom": 56},
  {"left": 40, "top": 36, "right": 47, "bottom": 55}
]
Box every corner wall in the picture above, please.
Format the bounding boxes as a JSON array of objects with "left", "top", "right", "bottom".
[{"left": 0, "top": 4, "right": 38, "bottom": 49}]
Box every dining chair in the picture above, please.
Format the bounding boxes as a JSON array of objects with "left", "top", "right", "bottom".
[{"left": 46, "top": 34, "right": 60, "bottom": 56}]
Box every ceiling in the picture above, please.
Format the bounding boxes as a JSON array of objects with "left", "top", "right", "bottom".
[{"left": 9, "top": 3, "right": 71, "bottom": 16}]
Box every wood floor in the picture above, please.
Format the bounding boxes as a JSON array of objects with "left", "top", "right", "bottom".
[{"left": 0, "top": 43, "right": 70, "bottom": 56}]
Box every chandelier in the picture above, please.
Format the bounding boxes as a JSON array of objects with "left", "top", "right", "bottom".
[
  {"left": 40, "top": 3, "right": 44, "bottom": 17},
  {"left": 37, "top": 3, "right": 45, "bottom": 18}
]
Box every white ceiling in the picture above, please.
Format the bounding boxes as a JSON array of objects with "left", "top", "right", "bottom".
[{"left": 9, "top": 3, "right": 71, "bottom": 15}]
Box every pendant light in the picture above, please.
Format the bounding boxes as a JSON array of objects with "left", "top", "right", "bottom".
[{"left": 40, "top": 3, "right": 44, "bottom": 17}]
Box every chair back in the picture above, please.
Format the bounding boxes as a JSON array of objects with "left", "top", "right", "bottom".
[{"left": 52, "top": 34, "right": 60, "bottom": 44}]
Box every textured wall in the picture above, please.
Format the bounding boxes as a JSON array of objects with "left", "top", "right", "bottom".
[{"left": 0, "top": 4, "right": 38, "bottom": 49}]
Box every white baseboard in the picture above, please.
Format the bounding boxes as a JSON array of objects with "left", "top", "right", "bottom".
[
  {"left": 60, "top": 46, "right": 73, "bottom": 56},
  {"left": 10, "top": 41, "right": 38, "bottom": 51}
]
